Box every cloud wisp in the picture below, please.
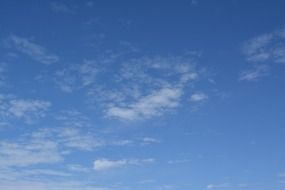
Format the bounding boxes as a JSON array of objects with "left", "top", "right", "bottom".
[
  {"left": 5, "top": 35, "right": 59, "bottom": 65},
  {"left": 93, "top": 158, "right": 155, "bottom": 171},
  {"left": 0, "top": 95, "right": 51, "bottom": 124},
  {"left": 54, "top": 54, "right": 202, "bottom": 121},
  {"left": 240, "top": 27, "right": 285, "bottom": 81}
]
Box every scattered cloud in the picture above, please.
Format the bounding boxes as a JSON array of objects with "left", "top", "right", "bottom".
[
  {"left": 167, "top": 159, "right": 191, "bottom": 164},
  {"left": 0, "top": 64, "right": 6, "bottom": 87},
  {"left": 243, "top": 33, "right": 273, "bottom": 62},
  {"left": 67, "top": 164, "right": 90, "bottom": 173},
  {"left": 50, "top": 2, "right": 76, "bottom": 14},
  {"left": 0, "top": 180, "right": 111, "bottom": 190},
  {"left": 239, "top": 64, "right": 269, "bottom": 81},
  {"left": 140, "top": 137, "right": 161, "bottom": 145},
  {"left": 0, "top": 139, "right": 63, "bottom": 167},
  {"left": 57, "top": 127, "right": 104, "bottom": 151},
  {"left": 16, "top": 169, "right": 71, "bottom": 177},
  {"left": 242, "top": 28, "right": 285, "bottom": 63},
  {"left": 5, "top": 35, "right": 59, "bottom": 65},
  {"left": 207, "top": 183, "right": 230, "bottom": 189},
  {"left": 31, "top": 127, "right": 104, "bottom": 152},
  {"left": 238, "top": 183, "right": 261, "bottom": 188},
  {"left": 241, "top": 27, "right": 285, "bottom": 81},
  {"left": 0, "top": 95, "right": 51, "bottom": 124},
  {"left": 190, "top": 0, "right": 198, "bottom": 6},
  {"left": 86, "top": 1, "right": 94, "bottom": 8},
  {"left": 93, "top": 158, "right": 155, "bottom": 171},
  {"left": 8, "top": 99, "right": 51, "bottom": 122},
  {"left": 54, "top": 60, "right": 99, "bottom": 93},
  {"left": 106, "top": 87, "right": 182, "bottom": 120},
  {"left": 54, "top": 53, "right": 202, "bottom": 121},
  {"left": 190, "top": 92, "right": 208, "bottom": 102}
]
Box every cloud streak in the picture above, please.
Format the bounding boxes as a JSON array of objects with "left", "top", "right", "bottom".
[
  {"left": 6, "top": 35, "right": 59, "bottom": 65},
  {"left": 106, "top": 87, "right": 182, "bottom": 120},
  {"left": 93, "top": 158, "right": 155, "bottom": 171}
]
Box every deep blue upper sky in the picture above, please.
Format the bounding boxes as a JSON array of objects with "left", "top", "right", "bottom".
[{"left": 0, "top": 1, "right": 285, "bottom": 190}]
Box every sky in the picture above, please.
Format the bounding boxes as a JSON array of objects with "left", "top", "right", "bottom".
[{"left": 0, "top": 0, "right": 285, "bottom": 190}]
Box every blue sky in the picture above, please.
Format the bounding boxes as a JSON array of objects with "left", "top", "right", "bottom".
[{"left": 0, "top": 0, "right": 285, "bottom": 190}]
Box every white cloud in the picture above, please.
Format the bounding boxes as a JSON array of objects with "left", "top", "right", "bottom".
[
  {"left": 55, "top": 60, "right": 99, "bottom": 93},
  {"left": 241, "top": 27, "right": 285, "bottom": 81},
  {"left": 86, "top": 1, "right": 94, "bottom": 8},
  {"left": 0, "top": 64, "right": 6, "bottom": 87},
  {"left": 239, "top": 64, "right": 269, "bottom": 81},
  {"left": 31, "top": 127, "right": 104, "bottom": 152},
  {"left": 7, "top": 35, "right": 59, "bottom": 65},
  {"left": 141, "top": 137, "right": 161, "bottom": 145},
  {"left": 0, "top": 96, "right": 51, "bottom": 124},
  {"left": 18, "top": 169, "right": 71, "bottom": 177},
  {"left": 0, "top": 139, "right": 63, "bottom": 167},
  {"left": 67, "top": 164, "right": 90, "bottom": 173},
  {"left": 93, "top": 158, "right": 155, "bottom": 171},
  {"left": 106, "top": 87, "right": 182, "bottom": 120},
  {"left": 243, "top": 33, "right": 273, "bottom": 62},
  {"left": 207, "top": 183, "right": 230, "bottom": 189},
  {"left": 242, "top": 28, "right": 285, "bottom": 63},
  {"left": 55, "top": 109, "right": 91, "bottom": 128},
  {"left": 54, "top": 53, "right": 202, "bottom": 120},
  {"left": 50, "top": 2, "right": 75, "bottom": 14},
  {"left": 8, "top": 99, "right": 51, "bottom": 121},
  {"left": 191, "top": 0, "right": 198, "bottom": 6},
  {"left": 57, "top": 127, "right": 104, "bottom": 151},
  {"left": 190, "top": 92, "right": 208, "bottom": 102},
  {"left": 167, "top": 159, "right": 191, "bottom": 164},
  {"left": 0, "top": 180, "right": 110, "bottom": 190}
]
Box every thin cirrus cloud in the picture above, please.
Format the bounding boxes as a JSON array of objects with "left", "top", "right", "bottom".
[
  {"left": 207, "top": 183, "right": 230, "bottom": 189},
  {"left": 0, "top": 95, "right": 51, "bottom": 124},
  {"left": 0, "top": 180, "right": 110, "bottom": 190},
  {"left": 50, "top": 2, "right": 76, "bottom": 14},
  {"left": 190, "top": 92, "right": 208, "bottom": 102},
  {"left": 6, "top": 35, "right": 59, "bottom": 65},
  {"left": 106, "top": 87, "right": 182, "bottom": 120},
  {"left": 0, "top": 139, "right": 63, "bottom": 167},
  {"left": 242, "top": 28, "right": 285, "bottom": 63},
  {"left": 240, "top": 27, "right": 285, "bottom": 81},
  {"left": 239, "top": 64, "right": 270, "bottom": 81},
  {"left": 93, "top": 158, "right": 155, "bottom": 171},
  {"left": 54, "top": 54, "right": 202, "bottom": 121}
]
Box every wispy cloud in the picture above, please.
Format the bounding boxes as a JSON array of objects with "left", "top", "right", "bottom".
[
  {"left": 167, "top": 159, "right": 191, "bottom": 164},
  {"left": 242, "top": 28, "right": 285, "bottom": 63},
  {"left": 239, "top": 64, "right": 269, "bottom": 81},
  {"left": 0, "top": 139, "right": 63, "bottom": 167},
  {"left": 243, "top": 33, "right": 273, "bottom": 62},
  {"left": 86, "top": 1, "right": 95, "bottom": 8},
  {"left": 241, "top": 27, "right": 285, "bottom": 81},
  {"left": 54, "top": 60, "right": 99, "bottom": 93},
  {"left": 207, "top": 183, "right": 230, "bottom": 189},
  {"left": 0, "top": 95, "right": 51, "bottom": 124},
  {"left": 50, "top": 2, "right": 76, "bottom": 14},
  {"left": 190, "top": 92, "right": 208, "bottom": 102},
  {"left": 106, "top": 87, "right": 182, "bottom": 120},
  {"left": 190, "top": 0, "right": 198, "bottom": 6},
  {"left": 54, "top": 53, "right": 202, "bottom": 121},
  {"left": 140, "top": 137, "right": 161, "bottom": 145},
  {"left": 0, "top": 180, "right": 111, "bottom": 190},
  {"left": 6, "top": 35, "right": 59, "bottom": 65},
  {"left": 8, "top": 99, "right": 51, "bottom": 121},
  {"left": 0, "top": 64, "right": 6, "bottom": 87},
  {"left": 31, "top": 127, "right": 103, "bottom": 152},
  {"left": 93, "top": 158, "right": 155, "bottom": 171}
]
